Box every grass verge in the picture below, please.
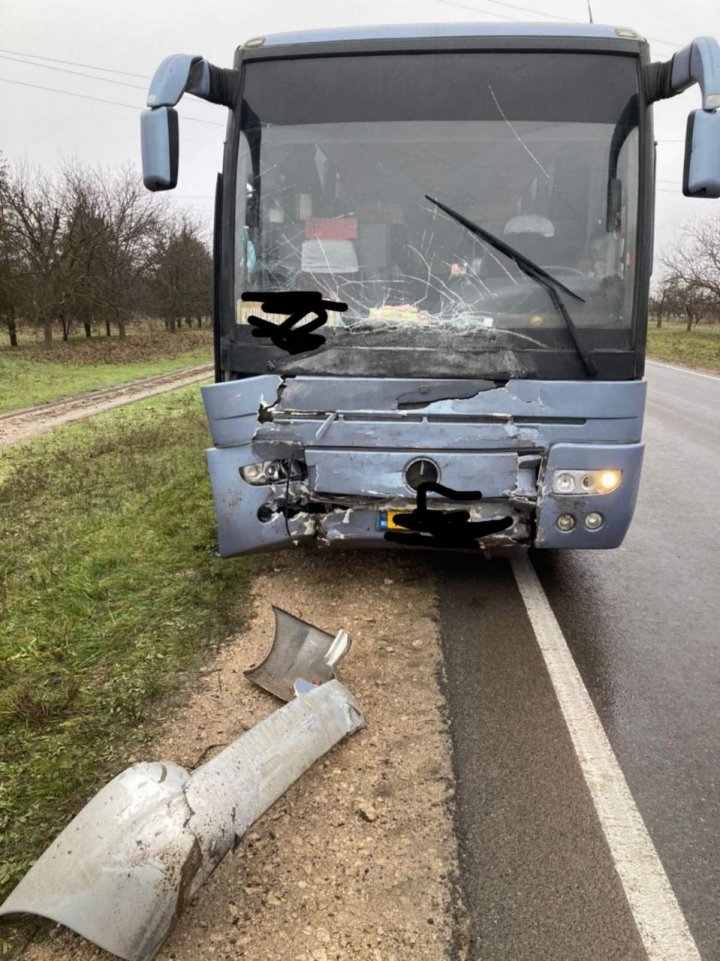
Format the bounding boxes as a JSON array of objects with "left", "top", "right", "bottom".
[
  {"left": 0, "top": 337, "right": 212, "bottom": 415},
  {"left": 0, "top": 386, "right": 254, "bottom": 911},
  {"left": 646, "top": 324, "right": 720, "bottom": 374}
]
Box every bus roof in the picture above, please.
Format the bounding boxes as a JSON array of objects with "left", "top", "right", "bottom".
[{"left": 247, "top": 22, "right": 645, "bottom": 49}]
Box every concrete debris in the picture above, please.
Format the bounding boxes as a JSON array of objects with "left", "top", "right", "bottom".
[
  {"left": 355, "top": 802, "right": 379, "bottom": 823},
  {"left": 19, "top": 551, "right": 458, "bottom": 961},
  {"left": 0, "top": 678, "right": 364, "bottom": 961}
]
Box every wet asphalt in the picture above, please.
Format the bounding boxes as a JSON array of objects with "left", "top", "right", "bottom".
[{"left": 435, "top": 362, "right": 720, "bottom": 961}]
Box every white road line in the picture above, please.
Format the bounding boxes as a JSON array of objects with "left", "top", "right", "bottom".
[
  {"left": 511, "top": 556, "right": 702, "bottom": 961},
  {"left": 647, "top": 359, "right": 720, "bottom": 382}
]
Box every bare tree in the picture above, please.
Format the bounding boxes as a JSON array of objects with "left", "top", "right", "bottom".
[
  {"left": 149, "top": 211, "right": 212, "bottom": 333},
  {"left": 661, "top": 217, "right": 720, "bottom": 329},
  {"left": 88, "top": 167, "right": 163, "bottom": 339},
  {"left": 60, "top": 165, "right": 113, "bottom": 339},
  {"left": 0, "top": 160, "right": 211, "bottom": 346},
  {"left": 0, "top": 165, "right": 66, "bottom": 347},
  {"left": 651, "top": 271, "right": 688, "bottom": 328},
  {"left": 0, "top": 155, "right": 22, "bottom": 346}
]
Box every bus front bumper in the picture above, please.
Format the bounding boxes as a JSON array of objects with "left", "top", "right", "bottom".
[
  {"left": 201, "top": 375, "right": 646, "bottom": 556},
  {"left": 204, "top": 441, "right": 643, "bottom": 555}
]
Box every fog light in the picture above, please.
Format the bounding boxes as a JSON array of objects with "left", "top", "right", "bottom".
[
  {"left": 557, "top": 513, "right": 576, "bottom": 532},
  {"left": 585, "top": 512, "right": 604, "bottom": 530}
]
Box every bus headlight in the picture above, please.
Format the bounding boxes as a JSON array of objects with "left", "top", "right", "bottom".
[
  {"left": 240, "top": 460, "right": 306, "bottom": 486},
  {"left": 551, "top": 469, "right": 622, "bottom": 495}
]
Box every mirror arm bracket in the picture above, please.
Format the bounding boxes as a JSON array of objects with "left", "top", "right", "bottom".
[
  {"left": 146, "top": 54, "right": 239, "bottom": 109},
  {"left": 646, "top": 36, "right": 720, "bottom": 110}
]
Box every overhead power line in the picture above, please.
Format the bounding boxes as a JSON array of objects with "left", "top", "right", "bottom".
[
  {"left": 438, "top": 0, "right": 527, "bottom": 21},
  {"left": 441, "top": 0, "right": 571, "bottom": 22},
  {"left": 0, "top": 77, "right": 226, "bottom": 128},
  {"left": 437, "top": 0, "right": 682, "bottom": 50},
  {"left": 0, "top": 48, "right": 150, "bottom": 79},
  {"left": 0, "top": 53, "right": 147, "bottom": 91}
]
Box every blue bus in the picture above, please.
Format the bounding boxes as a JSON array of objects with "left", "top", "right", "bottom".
[{"left": 142, "top": 23, "right": 720, "bottom": 555}]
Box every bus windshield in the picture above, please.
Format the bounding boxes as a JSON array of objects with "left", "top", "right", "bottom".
[{"left": 234, "top": 50, "right": 641, "bottom": 374}]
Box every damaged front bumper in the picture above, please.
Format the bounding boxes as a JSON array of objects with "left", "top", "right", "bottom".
[{"left": 202, "top": 375, "right": 646, "bottom": 556}]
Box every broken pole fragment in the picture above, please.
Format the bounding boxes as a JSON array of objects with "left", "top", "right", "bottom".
[
  {"left": 0, "top": 680, "right": 365, "bottom": 961},
  {"left": 245, "top": 606, "right": 352, "bottom": 702}
]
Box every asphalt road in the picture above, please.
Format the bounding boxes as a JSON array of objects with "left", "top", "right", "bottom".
[{"left": 436, "top": 361, "right": 720, "bottom": 961}]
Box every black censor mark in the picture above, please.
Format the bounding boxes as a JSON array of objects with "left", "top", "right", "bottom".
[
  {"left": 385, "top": 481, "right": 513, "bottom": 549},
  {"left": 242, "top": 291, "right": 347, "bottom": 355}
]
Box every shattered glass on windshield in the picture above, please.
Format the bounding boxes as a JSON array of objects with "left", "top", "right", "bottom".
[{"left": 235, "top": 53, "right": 640, "bottom": 360}]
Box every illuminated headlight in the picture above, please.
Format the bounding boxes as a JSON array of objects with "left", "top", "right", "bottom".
[
  {"left": 240, "top": 460, "right": 305, "bottom": 486},
  {"left": 551, "top": 469, "right": 622, "bottom": 495}
]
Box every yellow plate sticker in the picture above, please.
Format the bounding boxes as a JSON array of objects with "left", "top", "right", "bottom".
[{"left": 385, "top": 510, "right": 413, "bottom": 531}]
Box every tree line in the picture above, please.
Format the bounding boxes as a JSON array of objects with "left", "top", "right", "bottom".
[
  {"left": 0, "top": 160, "right": 212, "bottom": 348},
  {"left": 652, "top": 218, "right": 720, "bottom": 330}
]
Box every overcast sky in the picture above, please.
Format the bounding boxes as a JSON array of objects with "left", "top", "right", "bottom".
[{"left": 2, "top": 0, "right": 720, "bottom": 260}]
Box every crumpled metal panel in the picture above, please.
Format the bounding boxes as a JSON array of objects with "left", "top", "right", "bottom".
[
  {"left": 317, "top": 503, "right": 529, "bottom": 549},
  {"left": 201, "top": 376, "right": 281, "bottom": 448},
  {"left": 205, "top": 446, "right": 313, "bottom": 556},
  {"left": 201, "top": 377, "right": 647, "bottom": 452},
  {"left": 0, "top": 681, "right": 364, "bottom": 961},
  {"left": 306, "top": 449, "right": 519, "bottom": 499},
  {"left": 275, "top": 376, "right": 647, "bottom": 426},
  {"left": 199, "top": 375, "right": 647, "bottom": 556},
  {"left": 245, "top": 606, "right": 351, "bottom": 702}
]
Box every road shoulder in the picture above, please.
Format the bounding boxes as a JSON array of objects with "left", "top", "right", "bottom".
[
  {"left": 436, "top": 556, "right": 647, "bottom": 961},
  {"left": 22, "top": 549, "right": 459, "bottom": 961}
]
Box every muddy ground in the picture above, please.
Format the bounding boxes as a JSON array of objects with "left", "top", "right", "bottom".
[
  {"left": 22, "top": 548, "right": 461, "bottom": 961},
  {"left": 0, "top": 365, "right": 213, "bottom": 448}
]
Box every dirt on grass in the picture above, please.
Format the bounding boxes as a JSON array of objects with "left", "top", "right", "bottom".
[
  {"left": 20, "top": 548, "right": 461, "bottom": 961},
  {"left": 0, "top": 365, "right": 212, "bottom": 448}
]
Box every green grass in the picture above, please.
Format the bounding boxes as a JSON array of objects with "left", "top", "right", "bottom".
[
  {"left": 0, "top": 387, "right": 254, "bottom": 908},
  {"left": 647, "top": 323, "right": 720, "bottom": 373},
  {"left": 0, "top": 347, "right": 211, "bottom": 415}
]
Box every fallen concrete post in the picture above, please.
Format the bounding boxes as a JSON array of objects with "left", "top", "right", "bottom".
[{"left": 0, "top": 679, "right": 364, "bottom": 961}]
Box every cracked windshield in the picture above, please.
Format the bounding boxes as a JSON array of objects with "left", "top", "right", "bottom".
[{"left": 236, "top": 52, "right": 639, "bottom": 354}]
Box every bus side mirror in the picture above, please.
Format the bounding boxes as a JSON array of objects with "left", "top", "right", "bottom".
[
  {"left": 683, "top": 109, "right": 720, "bottom": 197},
  {"left": 140, "top": 54, "right": 237, "bottom": 193},
  {"left": 141, "top": 106, "right": 179, "bottom": 191}
]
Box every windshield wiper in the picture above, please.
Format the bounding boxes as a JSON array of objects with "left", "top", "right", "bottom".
[{"left": 425, "top": 195, "right": 597, "bottom": 377}]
